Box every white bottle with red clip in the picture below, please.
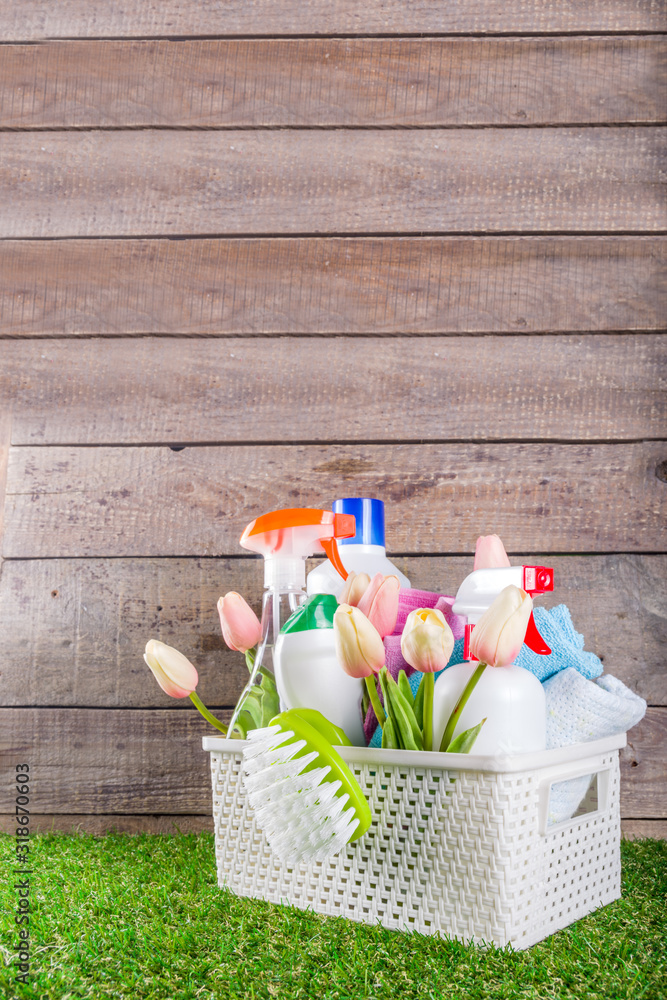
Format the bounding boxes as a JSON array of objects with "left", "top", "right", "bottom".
[{"left": 452, "top": 565, "right": 554, "bottom": 661}]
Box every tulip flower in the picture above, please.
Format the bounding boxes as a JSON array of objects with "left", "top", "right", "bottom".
[
  {"left": 338, "top": 570, "right": 371, "bottom": 607},
  {"left": 357, "top": 573, "right": 400, "bottom": 638},
  {"left": 143, "top": 639, "right": 227, "bottom": 734},
  {"left": 218, "top": 592, "right": 262, "bottom": 653},
  {"left": 473, "top": 534, "right": 511, "bottom": 571},
  {"left": 400, "top": 608, "right": 455, "bottom": 751},
  {"left": 334, "top": 603, "right": 386, "bottom": 727},
  {"left": 469, "top": 584, "right": 533, "bottom": 668}
]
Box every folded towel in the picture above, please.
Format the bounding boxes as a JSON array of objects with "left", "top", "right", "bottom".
[
  {"left": 520, "top": 605, "right": 604, "bottom": 682},
  {"left": 544, "top": 667, "right": 646, "bottom": 749},
  {"left": 543, "top": 668, "right": 646, "bottom": 824}
]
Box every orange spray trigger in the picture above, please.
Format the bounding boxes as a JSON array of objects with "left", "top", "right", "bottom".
[
  {"left": 524, "top": 611, "right": 551, "bottom": 655},
  {"left": 321, "top": 537, "right": 348, "bottom": 581}
]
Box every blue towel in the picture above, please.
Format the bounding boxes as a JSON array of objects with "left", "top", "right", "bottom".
[{"left": 368, "top": 604, "right": 603, "bottom": 748}]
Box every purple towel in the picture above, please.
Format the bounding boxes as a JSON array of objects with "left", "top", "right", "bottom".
[{"left": 363, "top": 588, "right": 466, "bottom": 743}]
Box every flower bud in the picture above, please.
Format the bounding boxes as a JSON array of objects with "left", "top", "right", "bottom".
[
  {"left": 333, "top": 604, "right": 386, "bottom": 679},
  {"left": 473, "top": 534, "right": 511, "bottom": 571},
  {"left": 217, "top": 592, "right": 262, "bottom": 652},
  {"left": 356, "top": 573, "right": 400, "bottom": 638},
  {"left": 338, "top": 570, "right": 371, "bottom": 607},
  {"left": 469, "top": 585, "right": 533, "bottom": 667},
  {"left": 144, "top": 639, "right": 198, "bottom": 698},
  {"left": 400, "top": 608, "right": 455, "bottom": 674}
]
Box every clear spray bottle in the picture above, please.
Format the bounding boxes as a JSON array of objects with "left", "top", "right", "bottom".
[{"left": 227, "top": 508, "right": 355, "bottom": 736}]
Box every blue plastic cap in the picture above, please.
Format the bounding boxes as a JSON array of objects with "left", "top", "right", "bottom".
[{"left": 332, "top": 498, "right": 385, "bottom": 547}]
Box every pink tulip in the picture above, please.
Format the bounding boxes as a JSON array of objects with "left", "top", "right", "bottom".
[
  {"left": 338, "top": 570, "right": 371, "bottom": 607},
  {"left": 401, "top": 608, "right": 455, "bottom": 673},
  {"left": 333, "top": 604, "right": 386, "bottom": 679},
  {"left": 473, "top": 534, "right": 511, "bottom": 571},
  {"left": 357, "top": 573, "right": 400, "bottom": 638},
  {"left": 217, "top": 592, "right": 262, "bottom": 652},
  {"left": 144, "top": 639, "right": 198, "bottom": 698},
  {"left": 469, "top": 585, "right": 533, "bottom": 667}
]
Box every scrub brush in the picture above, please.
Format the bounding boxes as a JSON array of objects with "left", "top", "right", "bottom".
[{"left": 242, "top": 708, "right": 372, "bottom": 865}]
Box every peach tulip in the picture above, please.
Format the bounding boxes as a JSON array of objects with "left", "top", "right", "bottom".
[
  {"left": 218, "top": 592, "right": 262, "bottom": 652},
  {"left": 338, "top": 570, "right": 371, "bottom": 607},
  {"left": 400, "top": 608, "right": 455, "bottom": 674},
  {"left": 333, "top": 604, "right": 386, "bottom": 679},
  {"left": 357, "top": 573, "right": 400, "bottom": 638},
  {"left": 473, "top": 534, "right": 511, "bottom": 571},
  {"left": 144, "top": 639, "right": 198, "bottom": 698},
  {"left": 469, "top": 585, "right": 533, "bottom": 667}
]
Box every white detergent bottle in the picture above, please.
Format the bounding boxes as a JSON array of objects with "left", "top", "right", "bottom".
[
  {"left": 307, "top": 498, "right": 410, "bottom": 597},
  {"left": 432, "top": 661, "right": 546, "bottom": 756},
  {"left": 273, "top": 594, "right": 366, "bottom": 746}
]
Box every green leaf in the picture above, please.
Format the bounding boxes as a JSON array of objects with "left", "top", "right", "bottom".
[
  {"left": 242, "top": 690, "right": 263, "bottom": 729},
  {"left": 397, "top": 670, "right": 414, "bottom": 706},
  {"left": 381, "top": 716, "right": 398, "bottom": 749},
  {"left": 413, "top": 674, "right": 425, "bottom": 730},
  {"left": 386, "top": 673, "right": 423, "bottom": 751},
  {"left": 378, "top": 668, "right": 402, "bottom": 749},
  {"left": 445, "top": 718, "right": 486, "bottom": 754}
]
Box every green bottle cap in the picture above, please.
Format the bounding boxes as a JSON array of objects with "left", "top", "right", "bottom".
[{"left": 280, "top": 593, "right": 339, "bottom": 634}]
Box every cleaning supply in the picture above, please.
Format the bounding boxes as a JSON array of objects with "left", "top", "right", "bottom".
[
  {"left": 273, "top": 594, "right": 366, "bottom": 746},
  {"left": 452, "top": 564, "right": 554, "bottom": 660},
  {"left": 307, "top": 498, "right": 410, "bottom": 596},
  {"left": 241, "top": 708, "right": 372, "bottom": 864},
  {"left": 544, "top": 668, "right": 646, "bottom": 749},
  {"left": 229, "top": 508, "right": 355, "bottom": 736},
  {"left": 432, "top": 584, "right": 549, "bottom": 756}
]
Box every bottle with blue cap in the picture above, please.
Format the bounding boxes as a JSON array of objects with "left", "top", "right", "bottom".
[{"left": 307, "top": 498, "right": 411, "bottom": 597}]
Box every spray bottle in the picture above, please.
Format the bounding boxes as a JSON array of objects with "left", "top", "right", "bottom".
[
  {"left": 307, "top": 498, "right": 410, "bottom": 596},
  {"left": 432, "top": 565, "right": 554, "bottom": 756},
  {"left": 228, "top": 508, "right": 355, "bottom": 735}
]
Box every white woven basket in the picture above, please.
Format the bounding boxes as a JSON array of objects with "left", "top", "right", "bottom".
[{"left": 203, "top": 733, "right": 624, "bottom": 949}]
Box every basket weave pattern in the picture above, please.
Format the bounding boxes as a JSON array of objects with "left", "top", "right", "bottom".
[{"left": 209, "top": 747, "right": 621, "bottom": 948}]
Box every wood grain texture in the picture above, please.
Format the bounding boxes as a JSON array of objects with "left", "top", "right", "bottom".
[
  {"left": 621, "top": 820, "right": 667, "bottom": 839},
  {"left": 2, "top": 1, "right": 664, "bottom": 40},
  {"left": 2, "top": 38, "right": 665, "bottom": 128},
  {"left": 4, "top": 443, "right": 666, "bottom": 558},
  {"left": 1, "top": 129, "right": 664, "bottom": 238},
  {"left": 1, "top": 237, "right": 664, "bottom": 335},
  {"left": 0, "top": 814, "right": 214, "bottom": 835},
  {"left": 3, "top": 336, "right": 665, "bottom": 445},
  {"left": 0, "top": 555, "right": 664, "bottom": 708},
  {"left": 1, "top": 708, "right": 662, "bottom": 817}
]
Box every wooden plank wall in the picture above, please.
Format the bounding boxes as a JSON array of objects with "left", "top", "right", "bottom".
[{"left": 0, "top": 5, "right": 665, "bottom": 840}]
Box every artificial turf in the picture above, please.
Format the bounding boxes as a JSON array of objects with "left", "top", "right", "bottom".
[{"left": 0, "top": 835, "right": 665, "bottom": 1000}]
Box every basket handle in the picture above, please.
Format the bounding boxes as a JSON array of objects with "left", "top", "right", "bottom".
[{"left": 537, "top": 760, "right": 612, "bottom": 837}]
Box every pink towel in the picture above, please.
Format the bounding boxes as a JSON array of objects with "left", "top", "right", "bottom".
[{"left": 363, "top": 588, "right": 465, "bottom": 743}]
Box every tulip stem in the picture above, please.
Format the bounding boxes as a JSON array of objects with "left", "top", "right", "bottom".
[
  {"left": 423, "top": 672, "right": 434, "bottom": 752},
  {"left": 189, "top": 691, "right": 228, "bottom": 735},
  {"left": 439, "top": 663, "right": 486, "bottom": 753},
  {"left": 365, "top": 674, "right": 386, "bottom": 728}
]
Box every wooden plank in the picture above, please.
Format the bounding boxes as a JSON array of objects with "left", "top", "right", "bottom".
[
  {"left": 1, "top": 237, "right": 663, "bottom": 335},
  {"left": 0, "top": 555, "right": 664, "bottom": 708},
  {"left": 4, "top": 442, "right": 666, "bottom": 558},
  {"left": 2, "top": 38, "right": 665, "bottom": 129},
  {"left": 622, "top": 820, "right": 667, "bottom": 839},
  {"left": 2, "top": 1, "right": 663, "bottom": 40},
  {"left": 3, "top": 336, "right": 665, "bottom": 445},
  {"left": 0, "top": 814, "right": 214, "bottom": 835},
  {"left": 1, "top": 708, "right": 663, "bottom": 817},
  {"left": 1, "top": 129, "right": 664, "bottom": 238},
  {"left": 620, "top": 709, "right": 667, "bottom": 818}
]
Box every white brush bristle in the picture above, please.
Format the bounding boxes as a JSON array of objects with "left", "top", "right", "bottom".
[{"left": 241, "top": 724, "right": 360, "bottom": 865}]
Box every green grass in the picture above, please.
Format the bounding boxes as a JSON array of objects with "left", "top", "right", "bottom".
[{"left": 0, "top": 835, "right": 665, "bottom": 1000}]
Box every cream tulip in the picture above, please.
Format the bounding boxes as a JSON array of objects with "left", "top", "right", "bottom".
[
  {"left": 400, "top": 607, "right": 455, "bottom": 674},
  {"left": 144, "top": 639, "right": 198, "bottom": 698},
  {"left": 469, "top": 585, "right": 533, "bottom": 667},
  {"left": 338, "top": 570, "right": 372, "bottom": 607},
  {"left": 333, "top": 604, "right": 386, "bottom": 679}
]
